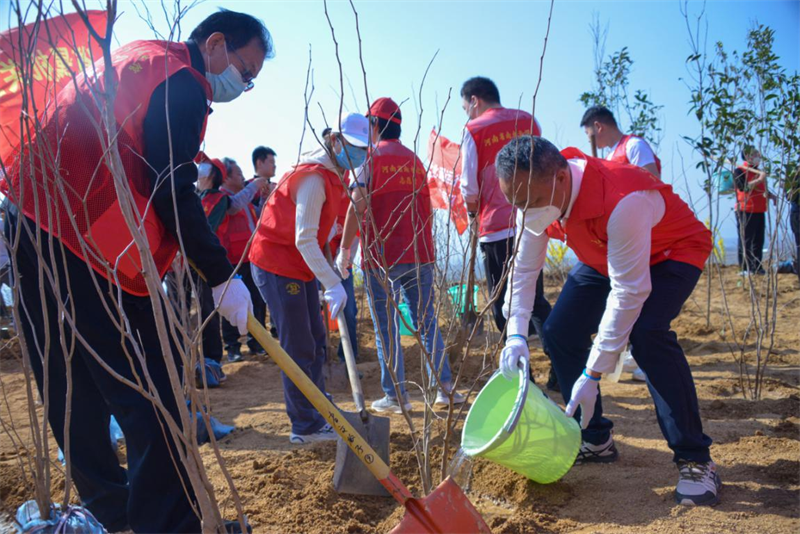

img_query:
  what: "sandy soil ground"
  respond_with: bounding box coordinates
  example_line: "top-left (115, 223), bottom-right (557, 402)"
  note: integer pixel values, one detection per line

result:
top-left (1, 267), bottom-right (798, 533)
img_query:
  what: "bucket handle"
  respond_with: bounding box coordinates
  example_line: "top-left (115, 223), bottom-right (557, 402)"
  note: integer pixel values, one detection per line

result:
top-left (477, 358), bottom-right (530, 457)
top-left (503, 357), bottom-right (530, 436)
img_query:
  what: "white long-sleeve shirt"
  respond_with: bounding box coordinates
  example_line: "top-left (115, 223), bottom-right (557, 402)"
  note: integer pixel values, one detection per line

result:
top-left (505, 159), bottom-right (665, 374)
top-left (293, 149), bottom-right (344, 291)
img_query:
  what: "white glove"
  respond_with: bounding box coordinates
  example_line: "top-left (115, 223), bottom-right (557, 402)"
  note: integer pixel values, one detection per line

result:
top-left (324, 282), bottom-right (347, 319)
top-left (499, 335), bottom-right (529, 381)
top-left (565, 370), bottom-right (600, 429)
top-left (211, 277), bottom-right (252, 336)
top-left (335, 247), bottom-right (351, 280)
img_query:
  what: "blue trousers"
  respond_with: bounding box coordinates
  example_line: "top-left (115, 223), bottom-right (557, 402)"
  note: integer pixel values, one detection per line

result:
top-left (542, 261), bottom-right (713, 463)
top-left (252, 266), bottom-right (328, 435)
top-left (366, 263), bottom-right (451, 397)
top-left (336, 269), bottom-right (359, 362)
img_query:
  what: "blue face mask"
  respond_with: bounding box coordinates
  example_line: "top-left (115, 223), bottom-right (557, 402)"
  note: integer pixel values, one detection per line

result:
top-left (205, 46), bottom-right (246, 103)
top-left (335, 142), bottom-right (367, 170)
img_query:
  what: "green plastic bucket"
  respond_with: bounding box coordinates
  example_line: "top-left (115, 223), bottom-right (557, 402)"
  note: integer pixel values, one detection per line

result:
top-left (461, 363), bottom-right (580, 484)
top-left (398, 303), bottom-right (415, 336)
top-left (447, 284), bottom-right (479, 315)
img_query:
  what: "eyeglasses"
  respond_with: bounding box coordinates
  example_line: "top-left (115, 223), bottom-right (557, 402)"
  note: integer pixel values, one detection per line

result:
top-left (229, 47), bottom-right (255, 92)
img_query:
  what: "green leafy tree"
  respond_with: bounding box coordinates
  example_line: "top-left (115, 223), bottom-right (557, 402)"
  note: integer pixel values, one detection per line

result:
top-left (580, 16), bottom-right (664, 149)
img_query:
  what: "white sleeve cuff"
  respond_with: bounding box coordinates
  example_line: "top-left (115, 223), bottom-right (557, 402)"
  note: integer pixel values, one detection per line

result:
top-left (507, 314), bottom-right (530, 338)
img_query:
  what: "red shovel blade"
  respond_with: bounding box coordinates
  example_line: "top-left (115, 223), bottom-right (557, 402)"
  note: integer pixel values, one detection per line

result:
top-left (390, 477), bottom-right (491, 534)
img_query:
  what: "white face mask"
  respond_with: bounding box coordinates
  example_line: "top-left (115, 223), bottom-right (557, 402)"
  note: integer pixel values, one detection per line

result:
top-left (206, 46), bottom-right (246, 103)
top-left (520, 172), bottom-right (561, 236)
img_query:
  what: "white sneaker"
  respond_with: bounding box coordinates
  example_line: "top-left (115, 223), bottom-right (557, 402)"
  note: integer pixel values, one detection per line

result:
top-left (675, 461), bottom-right (722, 506)
top-left (435, 389), bottom-right (467, 406)
top-left (370, 395), bottom-right (412, 414)
top-left (631, 368), bottom-right (647, 382)
top-left (289, 423), bottom-right (336, 444)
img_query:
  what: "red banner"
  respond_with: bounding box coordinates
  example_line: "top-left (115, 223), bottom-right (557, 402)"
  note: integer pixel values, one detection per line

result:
top-left (427, 129), bottom-right (468, 235)
top-left (0, 10), bottom-right (107, 164)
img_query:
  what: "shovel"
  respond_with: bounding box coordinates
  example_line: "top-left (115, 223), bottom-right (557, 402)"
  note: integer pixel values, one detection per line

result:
top-left (246, 312), bottom-right (491, 533)
top-left (332, 315), bottom-right (390, 496)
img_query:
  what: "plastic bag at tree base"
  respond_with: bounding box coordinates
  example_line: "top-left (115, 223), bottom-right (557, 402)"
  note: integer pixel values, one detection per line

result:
top-left (187, 400), bottom-right (235, 444)
top-left (15, 500), bottom-right (106, 534)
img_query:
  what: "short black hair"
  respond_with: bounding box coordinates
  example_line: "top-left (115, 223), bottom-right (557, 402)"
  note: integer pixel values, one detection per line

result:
top-left (321, 127), bottom-right (332, 139)
top-left (460, 76), bottom-right (500, 105)
top-left (190, 9), bottom-right (274, 57)
top-left (374, 117), bottom-right (401, 141)
top-left (580, 105), bottom-right (617, 128)
top-left (252, 146), bottom-right (276, 170)
top-left (496, 135), bottom-right (567, 183)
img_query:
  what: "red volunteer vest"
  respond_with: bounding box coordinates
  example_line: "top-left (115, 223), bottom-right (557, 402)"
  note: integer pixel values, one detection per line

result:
top-left (546, 148), bottom-right (711, 276)
top-left (201, 190), bottom-right (257, 265)
top-left (3, 40), bottom-right (210, 296)
top-left (735, 163), bottom-right (767, 213)
top-left (249, 163), bottom-right (346, 281)
top-left (466, 108), bottom-right (541, 236)
top-left (360, 139), bottom-right (435, 269)
top-left (609, 134), bottom-right (662, 175)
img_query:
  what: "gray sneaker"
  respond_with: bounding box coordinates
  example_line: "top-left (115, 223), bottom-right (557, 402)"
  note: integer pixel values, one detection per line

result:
top-left (371, 395), bottom-right (412, 414)
top-left (675, 461), bottom-right (721, 506)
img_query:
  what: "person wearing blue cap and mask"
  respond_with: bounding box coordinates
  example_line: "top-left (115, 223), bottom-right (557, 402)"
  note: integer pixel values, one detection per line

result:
top-left (3, 8), bottom-right (271, 533)
top-left (249, 113), bottom-right (370, 444)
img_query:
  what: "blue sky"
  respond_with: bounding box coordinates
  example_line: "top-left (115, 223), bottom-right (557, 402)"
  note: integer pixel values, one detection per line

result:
top-left (3, 0), bottom-right (799, 244)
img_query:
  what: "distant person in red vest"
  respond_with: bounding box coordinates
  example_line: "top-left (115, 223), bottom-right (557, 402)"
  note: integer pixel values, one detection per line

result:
top-left (249, 113), bottom-right (369, 444)
top-left (459, 76), bottom-right (555, 388)
top-left (200, 156), bottom-right (268, 362)
top-left (3, 9), bottom-right (271, 533)
top-left (734, 146), bottom-right (774, 274)
top-left (497, 136), bottom-right (720, 506)
top-left (580, 105), bottom-right (662, 180)
top-left (337, 97), bottom-right (467, 412)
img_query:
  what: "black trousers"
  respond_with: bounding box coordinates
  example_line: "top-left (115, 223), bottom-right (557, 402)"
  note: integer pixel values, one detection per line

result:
top-left (165, 269), bottom-right (223, 363)
top-left (737, 211), bottom-right (766, 271)
top-left (5, 210), bottom-right (200, 533)
top-left (220, 262), bottom-right (266, 353)
top-left (480, 236), bottom-right (552, 338)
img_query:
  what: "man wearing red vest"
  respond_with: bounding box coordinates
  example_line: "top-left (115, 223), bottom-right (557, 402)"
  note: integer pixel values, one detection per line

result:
top-left (580, 105), bottom-right (662, 180)
top-left (734, 147), bottom-right (774, 274)
top-left (497, 136), bottom-right (719, 506)
top-left (201, 157), bottom-right (268, 361)
top-left (581, 105), bottom-right (662, 381)
top-left (460, 76), bottom-right (554, 387)
top-left (337, 98), bottom-right (466, 412)
top-left (249, 113), bottom-right (369, 444)
top-left (3, 10), bottom-right (271, 532)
